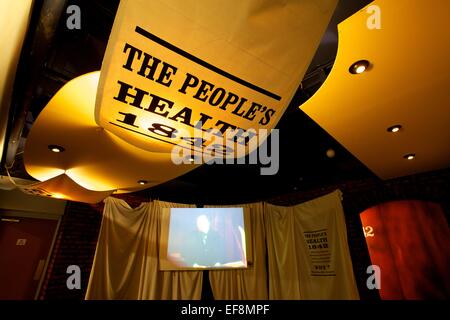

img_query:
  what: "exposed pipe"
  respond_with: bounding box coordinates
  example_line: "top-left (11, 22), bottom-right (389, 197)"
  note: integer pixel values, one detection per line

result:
top-left (3, 0), bottom-right (68, 169)
top-left (0, 0), bottom-right (35, 167)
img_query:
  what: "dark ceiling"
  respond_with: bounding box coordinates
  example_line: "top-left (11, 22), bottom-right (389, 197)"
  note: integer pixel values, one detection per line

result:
top-left (2, 0), bottom-right (377, 204)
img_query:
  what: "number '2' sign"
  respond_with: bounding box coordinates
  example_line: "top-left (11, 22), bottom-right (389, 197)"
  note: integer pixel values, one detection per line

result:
top-left (363, 226), bottom-right (374, 238)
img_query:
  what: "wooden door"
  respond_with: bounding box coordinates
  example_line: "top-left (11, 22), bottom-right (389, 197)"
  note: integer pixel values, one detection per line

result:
top-left (0, 216), bottom-right (58, 299)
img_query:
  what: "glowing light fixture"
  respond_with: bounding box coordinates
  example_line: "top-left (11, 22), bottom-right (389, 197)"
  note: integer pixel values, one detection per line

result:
top-left (138, 180), bottom-right (148, 185)
top-left (349, 60), bottom-right (370, 74)
top-left (48, 145), bottom-right (65, 153)
top-left (387, 125), bottom-right (402, 133)
top-left (326, 148), bottom-right (336, 158)
top-left (403, 153), bottom-right (415, 160)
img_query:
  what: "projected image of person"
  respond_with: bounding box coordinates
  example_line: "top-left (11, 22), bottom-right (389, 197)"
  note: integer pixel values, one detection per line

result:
top-left (182, 214), bottom-right (225, 267)
top-left (165, 207), bottom-right (247, 269)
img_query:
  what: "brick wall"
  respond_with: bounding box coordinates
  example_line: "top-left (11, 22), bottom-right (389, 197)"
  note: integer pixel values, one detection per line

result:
top-left (39, 201), bottom-right (103, 299)
top-left (39, 193), bottom-right (147, 300)
top-left (39, 168), bottom-right (449, 300)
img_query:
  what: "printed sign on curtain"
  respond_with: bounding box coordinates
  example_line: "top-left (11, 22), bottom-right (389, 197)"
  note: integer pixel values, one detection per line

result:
top-left (303, 229), bottom-right (335, 276)
top-left (95, 0), bottom-right (337, 158)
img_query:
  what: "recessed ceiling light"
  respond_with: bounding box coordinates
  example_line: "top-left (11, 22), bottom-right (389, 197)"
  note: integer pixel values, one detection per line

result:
top-left (48, 145), bottom-right (65, 153)
top-left (349, 60), bottom-right (370, 74)
top-left (326, 148), bottom-right (335, 158)
top-left (387, 125), bottom-right (402, 133)
top-left (138, 180), bottom-right (148, 185)
top-left (403, 153), bottom-right (415, 160)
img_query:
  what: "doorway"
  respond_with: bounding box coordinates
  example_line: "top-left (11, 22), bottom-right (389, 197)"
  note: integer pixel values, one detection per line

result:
top-left (0, 214), bottom-right (59, 299)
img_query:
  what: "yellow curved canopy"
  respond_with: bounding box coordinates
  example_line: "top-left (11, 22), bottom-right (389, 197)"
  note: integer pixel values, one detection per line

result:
top-left (24, 72), bottom-right (199, 195)
top-left (301, 0), bottom-right (450, 179)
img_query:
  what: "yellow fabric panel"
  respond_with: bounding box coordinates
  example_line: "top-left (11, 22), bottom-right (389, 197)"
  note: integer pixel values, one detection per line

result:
top-left (85, 197), bottom-right (202, 300)
top-left (86, 191), bottom-right (359, 299)
top-left (301, 0), bottom-right (450, 179)
top-left (18, 173), bottom-right (113, 203)
top-left (24, 72), bottom-right (200, 195)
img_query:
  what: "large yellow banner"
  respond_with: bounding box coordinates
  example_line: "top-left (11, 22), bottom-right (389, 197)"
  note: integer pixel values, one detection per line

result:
top-left (23, 0), bottom-right (338, 201)
top-left (96, 0), bottom-right (337, 158)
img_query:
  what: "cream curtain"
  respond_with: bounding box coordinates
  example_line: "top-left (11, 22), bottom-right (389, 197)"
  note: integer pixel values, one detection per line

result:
top-left (207, 202), bottom-right (268, 300)
top-left (85, 197), bottom-right (202, 299)
top-left (86, 191), bottom-right (359, 300)
top-left (265, 190), bottom-right (359, 299)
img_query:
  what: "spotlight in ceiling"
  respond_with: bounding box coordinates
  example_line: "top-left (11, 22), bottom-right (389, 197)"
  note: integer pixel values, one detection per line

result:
top-left (326, 148), bottom-right (335, 158)
top-left (349, 60), bottom-right (370, 74)
top-left (48, 145), bottom-right (65, 153)
top-left (387, 125), bottom-right (402, 133)
top-left (403, 153), bottom-right (415, 160)
top-left (138, 180), bottom-right (148, 185)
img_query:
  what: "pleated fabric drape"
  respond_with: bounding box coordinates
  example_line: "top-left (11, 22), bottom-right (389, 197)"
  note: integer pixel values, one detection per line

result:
top-left (265, 190), bottom-right (359, 299)
top-left (207, 202), bottom-right (268, 299)
top-left (86, 190), bottom-right (359, 300)
top-left (85, 197), bottom-right (202, 299)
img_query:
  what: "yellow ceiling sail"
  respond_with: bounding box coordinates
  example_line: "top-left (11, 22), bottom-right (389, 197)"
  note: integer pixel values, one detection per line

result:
top-left (24, 72), bottom-right (200, 196)
top-left (301, 0), bottom-right (450, 179)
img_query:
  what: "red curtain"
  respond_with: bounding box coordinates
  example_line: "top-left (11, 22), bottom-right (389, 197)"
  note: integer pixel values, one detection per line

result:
top-left (360, 200), bottom-right (450, 299)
